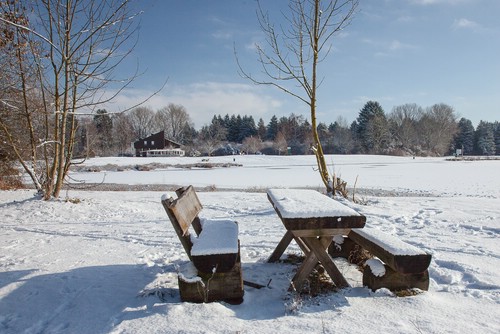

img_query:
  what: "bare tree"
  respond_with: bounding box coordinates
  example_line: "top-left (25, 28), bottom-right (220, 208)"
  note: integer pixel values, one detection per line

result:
top-left (242, 136), bottom-right (263, 154)
top-left (274, 131), bottom-right (288, 155)
top-left (237, 0), bottom-right (358, 196)
top-left (197, 122), bottom-right (227, 156)
top-left (112, 113), bottom-right (135, 155)
top-left (127, 106), bottom-right (156, 140)
top-left (418, 103), bottom-right (457, 156)
top-left (389, 103), bottom-right (423, 152)
top-left (331, 116), bottom-right (354, 154)
top-left (0, 0), bottom-right (141, 199)
top-left (155, 103), bottom-right (193, 143)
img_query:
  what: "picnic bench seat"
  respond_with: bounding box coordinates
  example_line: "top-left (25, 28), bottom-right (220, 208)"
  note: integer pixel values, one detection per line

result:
top-left (330, 227), bottom-right (432, 292)
top-left (161, 186), bottom-right (244, 303)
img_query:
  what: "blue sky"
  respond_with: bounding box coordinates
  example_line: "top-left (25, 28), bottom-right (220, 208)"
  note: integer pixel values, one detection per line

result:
top-left (109, 0), bottom-right (500, 129)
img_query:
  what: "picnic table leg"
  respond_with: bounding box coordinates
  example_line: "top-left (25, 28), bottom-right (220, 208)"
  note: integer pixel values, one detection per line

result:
top-left (267, 230), bottom-right (294, 263)
top-left (303, 237), bottom-right (350, 289)
top-left (293, 236), bottom-right (310, 254)
top-left (290, 247), bottom-right (320, 291)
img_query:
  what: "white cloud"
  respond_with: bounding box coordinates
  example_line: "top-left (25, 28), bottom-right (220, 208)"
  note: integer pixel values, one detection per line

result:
top-left (104, 82), bottom-right (285, 128)
top-left (389, 39), bottom-right (418, 51)
top-left (396, 15), bottom-right (414, 23)
top-left (410, 0), bottom-right (471, 5)
top-left (452, 18), bottom-right (480, 30)
top-left (211, 31), bottom-right (233, 40)
top-left (362, 38), bottom-right (418, 55)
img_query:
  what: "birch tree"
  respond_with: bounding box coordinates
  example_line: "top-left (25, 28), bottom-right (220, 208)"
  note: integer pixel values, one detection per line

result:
top-left (237, 0), bottom-right (358, 196)
top-left (0, 0), bottom-right (140, 199)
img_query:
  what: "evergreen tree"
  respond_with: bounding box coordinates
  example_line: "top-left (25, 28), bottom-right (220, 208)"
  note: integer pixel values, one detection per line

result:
top-left (240, 115), bottom-right (257, 142)
top-left (227, 115), bottom-right (241, 142)
top-left (474, 121), bottom-right (496, 155)
top-left (257, 118), bottom-right (267, 140)
top-left (453, 118), bottom-right (475, 155)
top-left (266, 115), bottom-right (279, 141)
top-left (223, 114), bottom-right (231, 130)
top-left (355, 101), bottom-right (390, 153)
top-left (494, 122), bottom-right (500, 155)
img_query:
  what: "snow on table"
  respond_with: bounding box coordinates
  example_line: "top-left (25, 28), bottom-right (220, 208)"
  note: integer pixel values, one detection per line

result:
top-left (190, 218), bottom-right (238, 256)
top-left (267, 188), bottom-right (362, 219)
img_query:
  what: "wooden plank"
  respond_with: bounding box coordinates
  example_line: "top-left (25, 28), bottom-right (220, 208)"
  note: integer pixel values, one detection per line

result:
top-left (170, 186), bottom-right (203, 236)
top-left (281, 216), bottom-right (365, 230)
top-left (293, 236), bottom-right (310, 254)
top-left (161, 197), bottom-right (193, 259)
top-left (363, 263), bottom-right (430, 292)
top-left (291, 228), bottom-right (351, 238)
top-left (267, 230), bottom-right (294, 262)
top-left (302, 237), bottom-right (349, 289)
top-left (349, 229), bottom-right (432, 274)
top-left (192, 253), bottom-right (238, 274)
top-left (178, 261), bottom-right (244, 304)
top-left (291, 247), bottom-right (320, 292)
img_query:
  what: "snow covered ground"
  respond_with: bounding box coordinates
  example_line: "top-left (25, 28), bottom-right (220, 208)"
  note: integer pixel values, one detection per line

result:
top-left (1, 155), bottom-right (499, 333)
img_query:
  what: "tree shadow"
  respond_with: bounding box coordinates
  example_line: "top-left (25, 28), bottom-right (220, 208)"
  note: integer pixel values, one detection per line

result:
top-left (0, 269), bottom-right (37, 290)
top-left (0, 264), bottom-right (162, 334)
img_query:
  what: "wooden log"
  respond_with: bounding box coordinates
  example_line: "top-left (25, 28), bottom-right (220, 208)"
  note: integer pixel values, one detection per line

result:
top-left (363, 261), bottom-right (430, 292)
top-left (191, 253), bottom-right (238, 273)
top-left (279, 216), bottom-right (366, 231)
top-left (349, 229), bottom-right (431, 274)
top-left (178, 262), bottom-right (244, 304)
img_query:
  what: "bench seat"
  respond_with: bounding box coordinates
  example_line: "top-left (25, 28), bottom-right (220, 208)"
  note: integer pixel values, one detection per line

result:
top-left (330, 226), bottom-right (432, 292)
top-left (349, 227), bottom-right (432, 274)
top-left (191, 219), bottom-right (239, 273)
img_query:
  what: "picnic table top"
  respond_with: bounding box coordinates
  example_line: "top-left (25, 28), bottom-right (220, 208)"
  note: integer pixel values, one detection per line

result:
top-left (267, 188), bottom-right (366, 230)
top-left (267, 188), bottom-right (363, 218)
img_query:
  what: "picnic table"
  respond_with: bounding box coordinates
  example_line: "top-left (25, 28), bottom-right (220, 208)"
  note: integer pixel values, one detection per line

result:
top-left (267, 188), bottom-right (366, 290)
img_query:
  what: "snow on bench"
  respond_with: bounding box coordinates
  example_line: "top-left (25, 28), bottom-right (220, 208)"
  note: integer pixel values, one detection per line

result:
top-left (190, 218), bottom-right (239, 257)
top-left (349, 227), bottom-right (432, 274)
top-left (344, 227), bottom-right (432, 292)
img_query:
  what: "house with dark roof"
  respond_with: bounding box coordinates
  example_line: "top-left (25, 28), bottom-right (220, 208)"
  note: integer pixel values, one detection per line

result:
top-left (133, 131), bottom-right (184, 157)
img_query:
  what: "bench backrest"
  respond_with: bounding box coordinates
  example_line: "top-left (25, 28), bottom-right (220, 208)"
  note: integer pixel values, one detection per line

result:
top-left (161, 186), bottom-right (203, 259)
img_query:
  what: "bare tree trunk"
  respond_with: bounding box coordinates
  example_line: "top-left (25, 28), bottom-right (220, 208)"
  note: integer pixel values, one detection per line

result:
top-left (236, 0), bottom-right (358, 197)
top-left (1, 0), bottom-right (144, 199)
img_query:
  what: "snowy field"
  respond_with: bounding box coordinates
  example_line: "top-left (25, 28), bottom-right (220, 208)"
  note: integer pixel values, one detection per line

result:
top-left (1, 155), bottom-right (499, 333)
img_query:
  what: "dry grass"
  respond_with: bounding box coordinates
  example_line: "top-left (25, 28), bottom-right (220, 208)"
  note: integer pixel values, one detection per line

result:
top-left (347, 245), bottom-right (373, 271)
top-left (394, 288), bottom-right (424, 297)
top-left (0, 169), bottom-right (24, 190)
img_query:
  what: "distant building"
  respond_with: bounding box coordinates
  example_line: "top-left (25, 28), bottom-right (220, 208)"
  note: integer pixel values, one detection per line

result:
top-left (133, 131), bottom-right (185, 157)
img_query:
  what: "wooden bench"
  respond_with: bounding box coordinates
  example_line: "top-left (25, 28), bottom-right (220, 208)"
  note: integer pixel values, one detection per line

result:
top-left (161, 186), bottom-right (244, 303)
top-left (330, 227), bottom-right (432, 292)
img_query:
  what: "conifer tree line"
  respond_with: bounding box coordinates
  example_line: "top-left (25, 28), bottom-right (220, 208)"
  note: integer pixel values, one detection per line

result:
top-left (67, 101), bottom-right (499, 158)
